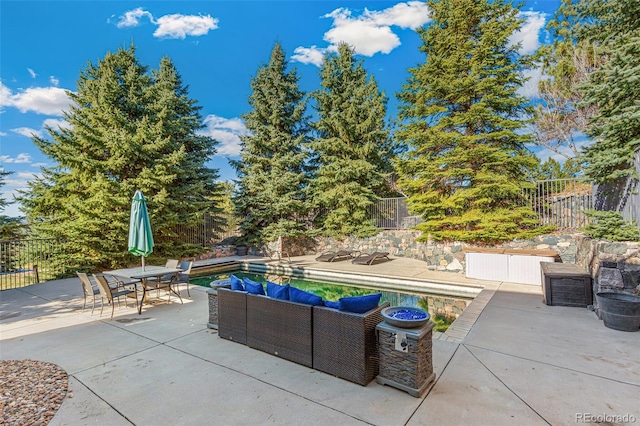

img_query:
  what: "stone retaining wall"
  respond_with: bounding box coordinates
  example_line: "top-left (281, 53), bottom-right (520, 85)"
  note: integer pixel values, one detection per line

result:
top-left (591, 241), bottom-right (640, 296)
top-left (193, 245), bottom-right (235, 260)
top-left (290, 231), bottom-right (590, 274)
top-left (199, 232), bottom-right (639, 296)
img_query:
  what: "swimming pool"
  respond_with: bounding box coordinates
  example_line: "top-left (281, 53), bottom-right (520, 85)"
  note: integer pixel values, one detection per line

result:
top-left (191, 270), bottom-right (471, 331)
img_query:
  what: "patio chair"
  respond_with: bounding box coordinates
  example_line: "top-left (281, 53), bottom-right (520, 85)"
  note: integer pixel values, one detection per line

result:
top-left (77, 272), bottom-right (100, 314)
top-left (77, 272), bottom-right (123, 314)
top-left (174, 259), bottom-right (193, 297)
top-left (147, 259), bottom-right (179, 297)
top-left (351, 252), bottom-right (391, 265)
top-left (142, 260), bottom-right (184, 305)
top-left (315, 250), bottom-right (356, 262)
top-left (93, 274), bottom-right (138, 319)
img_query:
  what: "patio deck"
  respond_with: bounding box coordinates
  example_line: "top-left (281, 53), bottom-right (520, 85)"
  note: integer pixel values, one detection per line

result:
top-left (1, 255), bottom-right (638, 425)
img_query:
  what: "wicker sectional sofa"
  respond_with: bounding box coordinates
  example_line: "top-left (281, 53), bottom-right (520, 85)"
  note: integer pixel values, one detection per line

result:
top-left (217, 287), bottom-right (389, 385)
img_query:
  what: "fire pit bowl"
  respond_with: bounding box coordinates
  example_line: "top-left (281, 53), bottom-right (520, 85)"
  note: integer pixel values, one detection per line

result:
top-left (382, 306), bottom-right (430, 328)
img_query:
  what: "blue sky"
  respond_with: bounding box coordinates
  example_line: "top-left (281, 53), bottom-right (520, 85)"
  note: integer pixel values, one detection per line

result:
top-left (1, 0), bottom-right (561, 217)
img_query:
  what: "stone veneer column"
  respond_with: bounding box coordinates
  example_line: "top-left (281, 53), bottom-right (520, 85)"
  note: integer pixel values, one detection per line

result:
top-left (207, 281), bottom-right (231, 329)
top-left (376, 321), bottom-right (436, 398)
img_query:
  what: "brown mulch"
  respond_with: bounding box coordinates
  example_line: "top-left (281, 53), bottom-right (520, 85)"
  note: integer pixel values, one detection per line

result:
top-left (0, 359), bottom-right (70, 426)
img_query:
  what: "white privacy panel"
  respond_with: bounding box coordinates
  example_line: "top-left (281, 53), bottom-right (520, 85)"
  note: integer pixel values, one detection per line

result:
top-left (465, 253), bottom-right (509, 282)
top-left (508, 255), bottom-right (556, 286)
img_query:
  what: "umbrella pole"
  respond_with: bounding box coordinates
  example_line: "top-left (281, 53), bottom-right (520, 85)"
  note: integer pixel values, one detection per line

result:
top-left (142, 256), bottom-right (146, 271)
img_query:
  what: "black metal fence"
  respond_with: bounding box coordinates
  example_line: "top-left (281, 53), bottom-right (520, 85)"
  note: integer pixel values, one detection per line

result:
top-left (172, 213), bottom-right (240, 248)
top-left (0, 238), bottom-right (66, 290)
top-left (523, 178), bottom-right (594, 230)
top-left (369, 197), bottom-right (422, 229)
top-left (592, 150), bottom-right (640, 232)
top-left (4, 173), bottom-right (637, 289)
top-left (369, 179), bottom-right (597, 231)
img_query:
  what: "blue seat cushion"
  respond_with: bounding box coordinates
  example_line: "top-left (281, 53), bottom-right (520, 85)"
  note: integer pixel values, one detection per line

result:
top-left (266, 281), bottom-right (289, 300)
top-left (289, 286), bottom-right (323, 306)
top-left (230, 274), bottom-right (244, 291)
top-left (324, 300), bottom-right (340, 309)
top-left (243, 277), bottom-right (265, 295)
top-left (338, 293), bottom-right (382, 314)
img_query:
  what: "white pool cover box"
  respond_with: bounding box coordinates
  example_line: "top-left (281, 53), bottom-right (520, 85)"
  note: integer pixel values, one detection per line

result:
top-left (465, 248), bottom-right (559, 285)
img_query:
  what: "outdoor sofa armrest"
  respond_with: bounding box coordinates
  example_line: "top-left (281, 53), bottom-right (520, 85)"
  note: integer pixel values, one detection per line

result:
top-left (312, 301), bottom-right (390, 385)
top-left (217, 288), bottom-right (248, 344)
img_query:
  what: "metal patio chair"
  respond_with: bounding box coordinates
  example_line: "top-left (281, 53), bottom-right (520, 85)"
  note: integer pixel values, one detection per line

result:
top-left (93, 274), bottom-right (138, 319)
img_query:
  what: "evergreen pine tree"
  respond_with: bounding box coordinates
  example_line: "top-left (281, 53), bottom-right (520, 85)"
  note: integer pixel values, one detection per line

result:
top-left (231, 43), bottom-right (310, 244)
top-left (0, 170), bottom-right (24, 240)
top-left (577, 0), bottom-right (640, 183)
top-left (149, 57), bottom-right (223, 247)
top-left (17, 45), bottom-right (221, 271)
top-left (310, 42), bottom-right (396, 239)
top-left (395, 0), bottom-right (548, 243)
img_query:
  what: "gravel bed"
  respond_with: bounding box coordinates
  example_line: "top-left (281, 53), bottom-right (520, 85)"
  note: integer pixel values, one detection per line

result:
top-left (0, 359), bottom-right (69, 425)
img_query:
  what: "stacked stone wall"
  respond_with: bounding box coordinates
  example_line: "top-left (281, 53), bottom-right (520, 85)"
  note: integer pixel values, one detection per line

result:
top-left (200, 233), bottom-right (639, 295)
top-left (591, 241), bottom-right (640, 296)
top-left (294, 231), bottom-right (590, 274)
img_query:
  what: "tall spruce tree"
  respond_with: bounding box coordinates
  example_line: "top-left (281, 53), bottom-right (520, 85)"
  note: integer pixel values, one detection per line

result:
top-left (310, 43), bottom-right (396, 239)
top-left (577, 0), bottom-right (640, 184)
top-left (395, 0), bottom-right (548, 243)
top-left (231, 43), bottom-right (310, 244)
top-left (17, 45), bottom-right (221, 271)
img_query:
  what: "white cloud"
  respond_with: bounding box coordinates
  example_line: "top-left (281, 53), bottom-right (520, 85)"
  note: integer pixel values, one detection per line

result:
top-left (323, 9), bottom-right (401, 56)
top-left (116, 7), bottom-right (154, 28)
top-left (0, 153), bottom-right (32, 164)
top-left (0, 81), bottom-right (72, 116)
top-left (200, 115), bottom-right (249, 156)
top-left (16, 171), bottom-right (41, 180)
top-left (519, 67), bottom-right (543, 98)
top-left (2, 171), bottom-right (41, 217)
top-left (27, 68), bottom-right (36, 78)
top-left (291, 46), bottom-right (327, 66)
top-left (0, 132), bottom-right (7, 137)
top-left (116, 8), bottom-right (218, 39)
top-left (293, 1), bottom-right (430, 66)
top-left (31, 163), bottom-right (48, 168)
top-left (0, 189), bottom-right (20, 217)
top-left (154, 14), bottom-right (218, 39)
top-left (0, 83), bottom-right (12, 108)
top-left (510, 11), bottom-right (547, 99)
top-left (43, 118), bottom-right (72, 131)
top-left (6, 119), bottom-right (70, 142)
top-left (11, 127), bottom-right (42, 138)
top-left (365, 1), bottom-right (431, 29)
top-left (49, 76), bottom-right (59, 86)
top-left (511, 11), bottom-right (546, 55)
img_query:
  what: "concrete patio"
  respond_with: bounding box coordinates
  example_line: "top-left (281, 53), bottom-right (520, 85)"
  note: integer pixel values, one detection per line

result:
top-left (1, 256), bottom-right (638, 425)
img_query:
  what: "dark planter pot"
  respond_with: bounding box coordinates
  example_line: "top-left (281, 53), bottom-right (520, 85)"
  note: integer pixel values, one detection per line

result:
top-left (596, 292), bottom-right (640, 332)
top-left (235, 245), bottom-right (248, 256)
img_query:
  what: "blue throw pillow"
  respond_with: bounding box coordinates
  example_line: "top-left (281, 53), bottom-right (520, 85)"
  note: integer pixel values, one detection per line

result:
top-left (289, 286), bottom-right (323, 306)
top-left (266, 281), bottom-right (289, 300)
top-left (230, 274), bottom-right (244, 291)
top-left (243, 277), bottom-right (265, 295)
top-left (324, 300), bottom-right (340, 309)
top-left (339, 293), bottom-right (382, 314)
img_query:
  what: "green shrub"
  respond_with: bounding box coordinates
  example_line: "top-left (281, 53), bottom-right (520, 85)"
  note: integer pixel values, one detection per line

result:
top-left (431, 312), bottom-right (457, 332)
top-left (583, 210), bottom-right (640, 242)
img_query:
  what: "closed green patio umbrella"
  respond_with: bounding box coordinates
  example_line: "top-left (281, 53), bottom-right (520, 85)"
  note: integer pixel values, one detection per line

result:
top-left (128, 190), bottom-right (154, 270)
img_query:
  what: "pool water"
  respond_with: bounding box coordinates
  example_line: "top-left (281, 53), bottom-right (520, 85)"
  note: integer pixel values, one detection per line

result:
top-left (191, 271), bottom-right (471, 331)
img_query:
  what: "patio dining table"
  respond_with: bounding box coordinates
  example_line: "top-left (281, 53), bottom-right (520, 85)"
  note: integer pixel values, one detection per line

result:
top-left (103, 265), bottom-right (182, 314)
